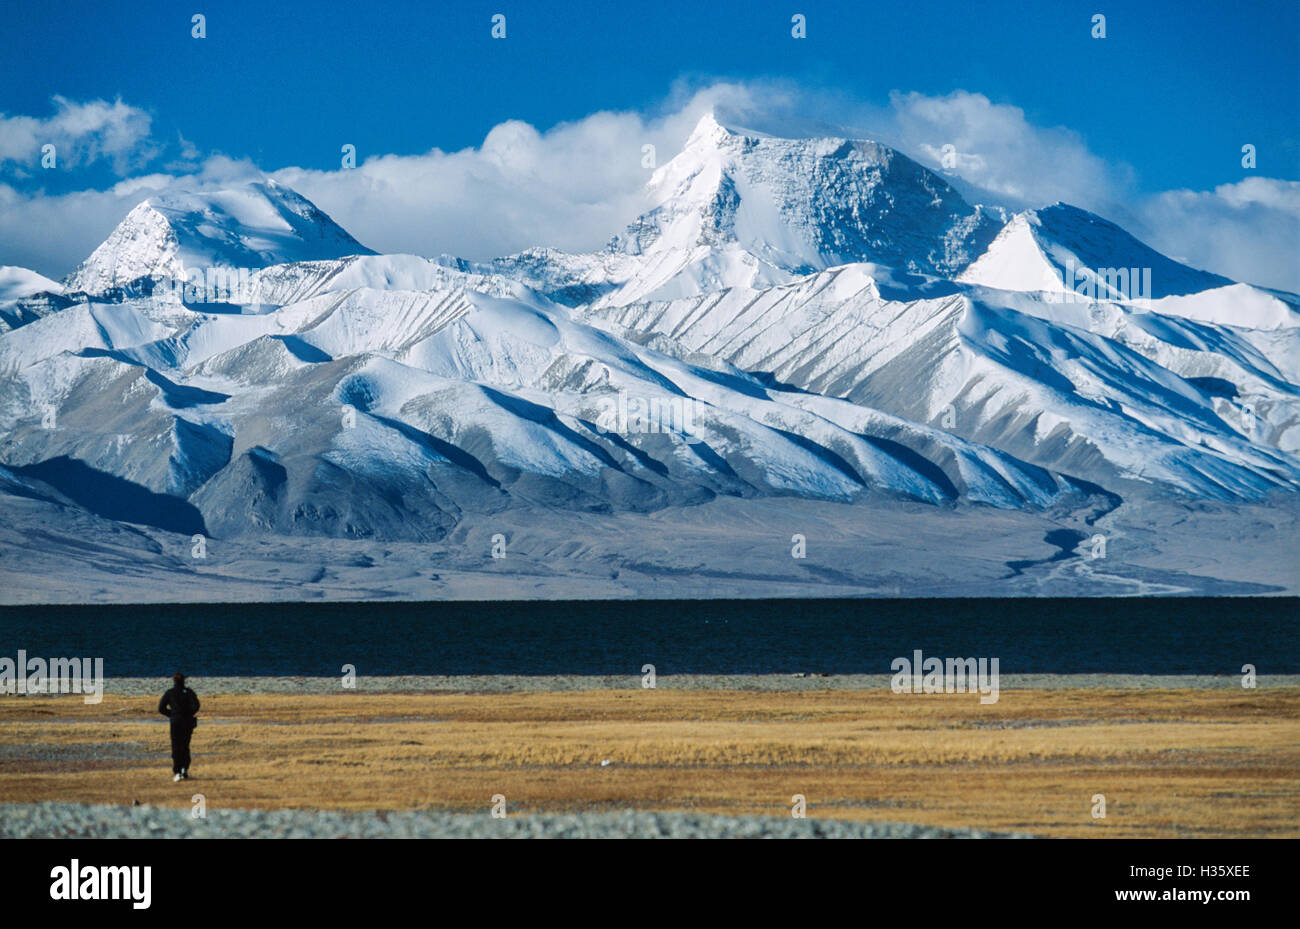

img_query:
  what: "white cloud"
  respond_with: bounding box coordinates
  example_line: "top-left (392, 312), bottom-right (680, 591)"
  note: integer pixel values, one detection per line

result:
top-left (273, 113), bottom-right (653, 259)
top-left (1137, 178), bottom-right (1300, 292)
top-left (0, 97), bottom-right (157, 175)
top-left (882, 90), bottom-right (1135, 212)
top-left (268, 87), bottom-right (741, 260)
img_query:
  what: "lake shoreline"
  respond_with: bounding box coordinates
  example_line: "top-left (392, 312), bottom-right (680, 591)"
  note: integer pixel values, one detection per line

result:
top-left (17, 673), bottom-right (1299, 696)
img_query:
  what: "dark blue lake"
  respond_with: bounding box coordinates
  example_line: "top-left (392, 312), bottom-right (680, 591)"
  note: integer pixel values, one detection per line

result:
top-left (0, 598), bottom-right (1294, 677)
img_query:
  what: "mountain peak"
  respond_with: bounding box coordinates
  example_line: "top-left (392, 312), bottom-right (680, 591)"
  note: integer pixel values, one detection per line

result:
top-left (685, 110), bottom-right (731, 147)
top-left (960, 202), bottom-right (1234, 299)
top-left (612, 111), bottom-right (999, 298)
top-left (690, 108), bottom-right (881, 145)
top-left (66, 179), bottom-right (373, 294)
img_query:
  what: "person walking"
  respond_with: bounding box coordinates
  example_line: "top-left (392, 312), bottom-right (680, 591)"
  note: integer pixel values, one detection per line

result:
top-left (158, 673), bottom-right (200, 781)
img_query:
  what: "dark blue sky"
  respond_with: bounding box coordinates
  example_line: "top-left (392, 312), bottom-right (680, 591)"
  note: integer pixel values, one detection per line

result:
top-left (2, 0), bottom-right (1297, 195)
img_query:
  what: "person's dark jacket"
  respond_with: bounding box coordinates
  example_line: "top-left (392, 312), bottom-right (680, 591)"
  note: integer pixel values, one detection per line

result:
top-left (159, 686), bottom-right (200, 728)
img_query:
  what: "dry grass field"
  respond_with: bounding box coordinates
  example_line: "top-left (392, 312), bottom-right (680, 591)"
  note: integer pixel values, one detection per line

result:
top-left (2, 688), bottom-right (1298, 837)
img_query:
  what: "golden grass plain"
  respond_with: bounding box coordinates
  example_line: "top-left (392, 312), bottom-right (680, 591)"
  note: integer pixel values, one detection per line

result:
top-left (2, 688), bottom-right (1297, 837)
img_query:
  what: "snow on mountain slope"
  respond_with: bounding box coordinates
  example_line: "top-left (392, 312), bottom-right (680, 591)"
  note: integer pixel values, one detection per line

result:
top-left (245, 253), bottom-right (540, 308)
top-left (589, 265), bottom-right (1300, 500)
top-left (64, 180), bottom-right (374, 295)
top-left (962, 284), bottom-right (1300, 453)
top-left (0, 267), bottom-right (67, 333)
top-left (1146, 284), bottom-right (1300, 331)
top-left (0, 299), bottom-right (173, 371)
top-left (959, 204), bottom-right (1232, 300)
top-left (1, 257), bottom-right (1117, 540)
top-left (0, 266), bottom-right (63, 302)
top-left (383, 294), bottom-right (1059, 506)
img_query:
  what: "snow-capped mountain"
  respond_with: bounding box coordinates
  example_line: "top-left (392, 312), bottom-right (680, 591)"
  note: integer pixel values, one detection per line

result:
top-left (958, 204), bottom-right (1233, 300)
top-left (0, 266), bottom-right (67, 332)
top-left (64, 179), bottom-right (373, 294)
top-left (480, 113), bottom-right (1003, 307)
top-left (1, 112), bottom-right (1297, 569)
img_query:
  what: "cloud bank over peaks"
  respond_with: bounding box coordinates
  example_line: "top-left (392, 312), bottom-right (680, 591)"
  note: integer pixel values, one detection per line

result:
top-left (0, 83), bottom-right (1296, 292)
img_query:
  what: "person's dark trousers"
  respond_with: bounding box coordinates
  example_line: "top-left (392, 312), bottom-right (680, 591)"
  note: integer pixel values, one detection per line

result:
top-left (170, 718), bottom-right (193, 774)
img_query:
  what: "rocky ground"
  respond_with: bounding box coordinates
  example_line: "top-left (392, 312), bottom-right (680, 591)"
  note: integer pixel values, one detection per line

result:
top-left (0, 802), bottom-right (1035, 839)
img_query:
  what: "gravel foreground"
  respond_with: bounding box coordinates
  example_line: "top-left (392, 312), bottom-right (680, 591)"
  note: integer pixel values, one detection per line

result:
top-left (0, 803), bottom-right (1035, 839)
